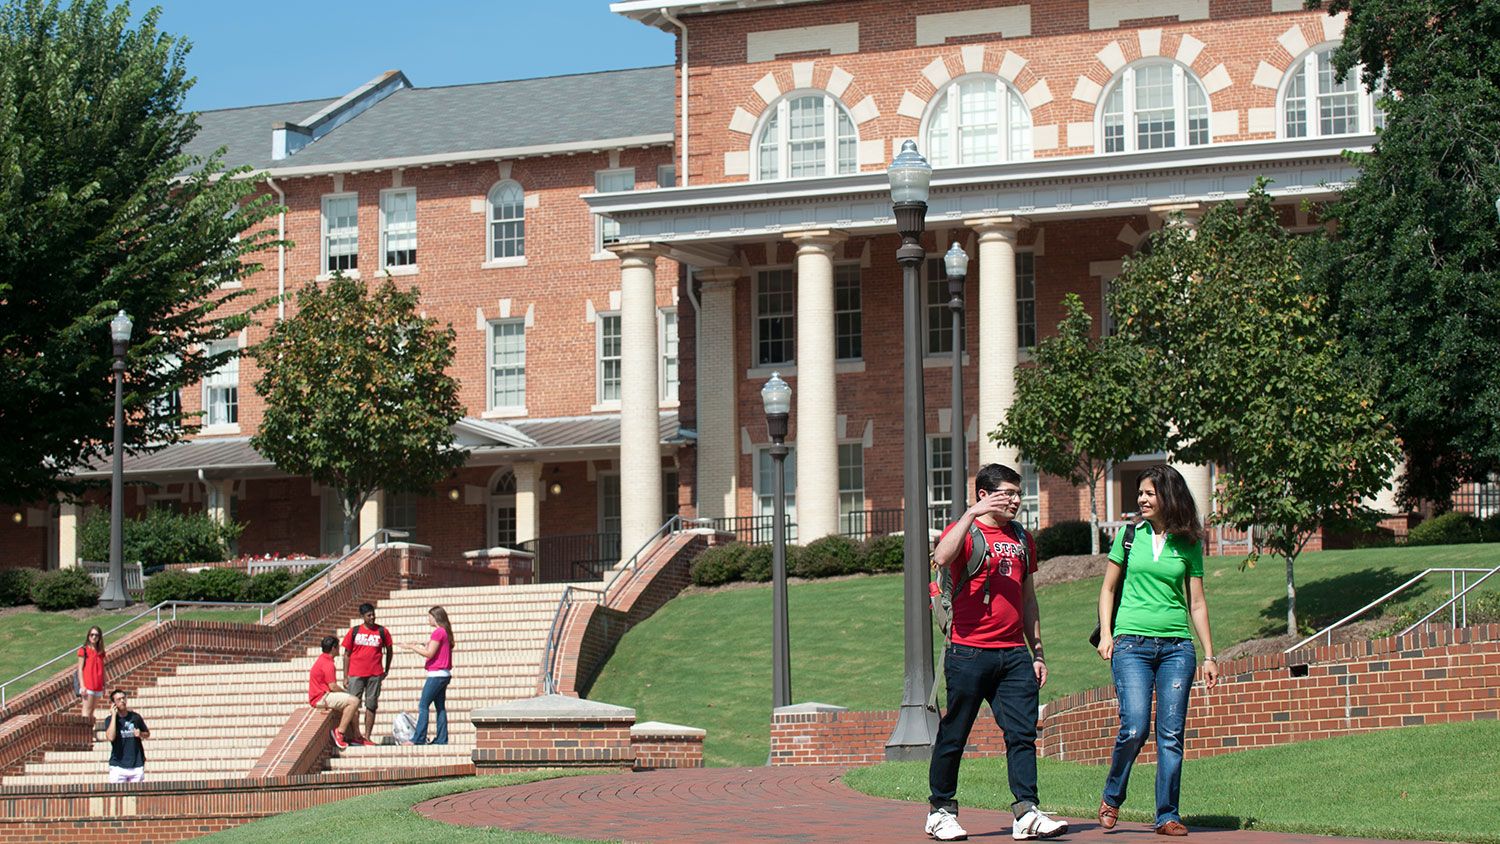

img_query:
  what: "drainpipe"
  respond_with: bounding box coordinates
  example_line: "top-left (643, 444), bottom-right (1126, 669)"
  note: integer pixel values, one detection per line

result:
top-left (660, 8), bottom-right (688, 187)
top-left (265, 176), bottom-right (287, 320)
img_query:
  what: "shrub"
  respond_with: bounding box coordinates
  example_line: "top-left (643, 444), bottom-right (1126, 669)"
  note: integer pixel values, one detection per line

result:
top-left (1484, 513), bottom-right (1500, 543)
top-left (30, 567), bottom-right (100, 611)
top-left (690, 543), bottom-right (749, 587)
top-left (143, 570), bottom-right (198, 605)
top-left (1406, 512), bottom-right (1488, 547)
top-left (740, 544), bottom-right (774, 582)
top-left (79, 508), bottom-right (243, 567)
top-left (862, 533), bottom-right (906, 573)
top-left (194, 567), bottom-right (250, 602)
top-left (794, 535), bottom-right (862, 578)
top-left (1035, 520), bottom-right (1097, 560)
top-left (0, 567), bottom-right (39, 606)
top-left (243, 569), bottom-right (296, 603)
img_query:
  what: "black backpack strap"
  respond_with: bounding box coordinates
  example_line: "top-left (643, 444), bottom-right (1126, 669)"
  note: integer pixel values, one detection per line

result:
top-left (1011, 520), bottom-right (1031, 577)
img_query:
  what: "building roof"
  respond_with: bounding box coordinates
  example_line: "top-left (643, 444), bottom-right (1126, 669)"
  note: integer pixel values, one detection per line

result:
top-left (182, 65), bottom-right (676, 175)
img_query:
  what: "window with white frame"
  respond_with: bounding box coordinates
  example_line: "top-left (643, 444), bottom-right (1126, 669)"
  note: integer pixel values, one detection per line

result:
top-left (925, 76), bottom-right (1033, 167)
top-left (1019, 461), bottom-right (1041, 530)
top-left (660, 308), bottom-right (679, 402)
top-left (838, 442), bottom-right (865, 535)
top-left (488, 319), bottom-right (525, 410)
top-left (202, 339), bottom-right (239, 427)
top-left (595, 168), bottom-right (635, 250)
top-left (1100, 61), bottom-right (1210, 153)
top-left (150, 354), bottom-right (182, 430)
top-left (835, 264), bottom-right (862, 361)
top-left (379, 188), bottom-right (416, 269)
top-left (488, 181), bottom-right (525, 260)
top-left (927, 436), bottom-right (953, 530)
top-left (597, 313), bottom-right (621, 403)
top-left (321, 194), bottom-right (358, 274)
top-left (754, 93), bottom-right (858, 181)
top-left (1018, 251), bottom-right (1037, 349)
top-left (386, 491), bottom-right (418, 541)
top-left (756, 269), bottom-right (795, 366)
top-left (656, 164), bottom-right (676, 188)
top-left (1281, 45), bottom-right (1386, 138)
top-left (924, 257), bottom-right (967, 356)
top-left (755, 446), bottom-right (797, 541)
top-left (599, 472), bottom-right (621, 537)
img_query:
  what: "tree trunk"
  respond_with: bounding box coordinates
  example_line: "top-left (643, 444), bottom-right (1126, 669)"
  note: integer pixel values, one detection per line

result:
top-left (1088, 477), bottom-right (1100, 555)
top-left (1285, 553), bottom-right (1298, 635)
top-left (341, 492), bottom-right (358, 555)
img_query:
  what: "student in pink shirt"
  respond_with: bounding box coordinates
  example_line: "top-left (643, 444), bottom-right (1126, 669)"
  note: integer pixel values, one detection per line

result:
top-left (400, 606), bottom-right (453, 745)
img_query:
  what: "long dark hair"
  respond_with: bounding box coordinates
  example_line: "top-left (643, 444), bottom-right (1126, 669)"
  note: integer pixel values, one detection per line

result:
top-left (1139, 465), bottom-right (1202, 543)
top-left (83, 626), bottom-right (105, 657)
top-left (429, 606), bottom-right (454, 648)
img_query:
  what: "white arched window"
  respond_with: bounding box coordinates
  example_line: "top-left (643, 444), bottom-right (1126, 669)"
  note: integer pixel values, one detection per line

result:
top-left (1099, 61), bottom-right (1211, 153)
top-left (1280, 45), bottom-right (1386, 139)
top-left (924, 76), bottom-right (1032, 167)
top-left (754, 93), bottom-right (858, 181)
top-left (487, 181), bottom-right (525, 260)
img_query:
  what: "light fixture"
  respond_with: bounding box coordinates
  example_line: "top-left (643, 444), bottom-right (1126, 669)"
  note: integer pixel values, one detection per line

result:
top-left (448, 488), bottom-right (461, 502)
top-left (549, 482), bottom-right (563, 496)
top-left (110, 310), bottom-right (134, 344)
top-left (943, 241), bottom-right (969, 280)
top-left (887, 139), bottom-right (933, 205)
top-left (10, 512), bottom-right (22, 525)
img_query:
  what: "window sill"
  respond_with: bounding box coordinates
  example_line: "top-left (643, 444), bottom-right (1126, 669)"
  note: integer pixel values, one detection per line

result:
top-left (218, 281), bottom-right (244, 290)
top-left (199, 424), bottom-right (241, 436)
top-left (835, 360), bottom-right (865, 374)
top-left (745, 364), bottom-right (795, 379)
top-left (381, 264), bottom-right (420, 276)
top-left (592, 251), bottom-right (616, 262)
top-left (591, 401), bottom-right (621, 413)
top-left (482, 407), bottom-right (527, 419)
top-left (1018, 347), bottom-right (1035, 364)
top-left (922, 353), bottom-right (972, 369)
top-left (481, 257), bottom-right (528, 270)
top-left (316, 270), bottom-right (360, 282)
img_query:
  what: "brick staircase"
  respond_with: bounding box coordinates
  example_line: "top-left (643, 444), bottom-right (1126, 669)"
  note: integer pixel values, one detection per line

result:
top-left (3, 580), bottom-right (577, 785)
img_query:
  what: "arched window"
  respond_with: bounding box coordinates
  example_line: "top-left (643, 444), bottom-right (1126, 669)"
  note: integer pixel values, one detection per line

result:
top-left (487, 181), bottom-right (525, 260)
top-left (1099, 61), bottom-right (1211, 153)
top-left (924, 76), bottom-right (1032, 167)
top-left (1280, 45), bottom-right (1386, 139)
top-left (754, 93), bottom-right (858, 181)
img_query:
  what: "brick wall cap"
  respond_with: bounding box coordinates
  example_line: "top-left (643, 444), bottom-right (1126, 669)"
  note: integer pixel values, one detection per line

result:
top-left (463, 547), bottom-right (537, 560)
top-left (631, 720), bottom-right (707, 738)
top-left (774, 702), bottom-right (848, 716)
top-left (472, 693), bottom-right (635, 721)
top-left (383, 541), bottom-right (434, 552)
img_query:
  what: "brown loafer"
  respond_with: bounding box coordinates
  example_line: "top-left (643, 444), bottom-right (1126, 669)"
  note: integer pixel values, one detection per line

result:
top-left (1098, 800), bottom-right (1119, 830)
top-left (1156, 820), bottom-right (1189, 836)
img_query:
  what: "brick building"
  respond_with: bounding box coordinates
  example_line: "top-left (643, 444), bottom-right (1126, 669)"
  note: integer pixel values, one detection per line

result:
top-left (3, 0), bottom-right (1426, 572)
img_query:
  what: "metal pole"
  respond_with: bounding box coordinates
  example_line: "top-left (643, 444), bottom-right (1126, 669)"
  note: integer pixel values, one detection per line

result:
top-left (948, 270), bottom-right (966, 522)
top-left (101, 344), bottom-right (131, 609)
top-left (771, 438), bottom-right (791, 709)
top-left (886, 200), bottom-right (938, 759)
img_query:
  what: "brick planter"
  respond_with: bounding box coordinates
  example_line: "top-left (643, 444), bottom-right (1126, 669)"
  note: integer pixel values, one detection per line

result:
top-left (631, 721), bottom-right (705, 769)
top-left (472, 694), bottom-right (636, 771)
top-left (460, 546), bottom-right (535, 585)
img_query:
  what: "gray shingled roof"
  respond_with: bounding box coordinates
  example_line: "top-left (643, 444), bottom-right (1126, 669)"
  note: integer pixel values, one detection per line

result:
top-left (182, 66), bottom-right (675, 174)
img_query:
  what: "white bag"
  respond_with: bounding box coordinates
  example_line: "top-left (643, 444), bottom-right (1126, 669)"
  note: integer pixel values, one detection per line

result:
top-left (391, 711), bottom-right (416, 743)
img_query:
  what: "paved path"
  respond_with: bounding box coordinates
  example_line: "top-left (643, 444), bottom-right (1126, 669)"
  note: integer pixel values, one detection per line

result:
top-left (415, 766), bottom-right (1442, 844)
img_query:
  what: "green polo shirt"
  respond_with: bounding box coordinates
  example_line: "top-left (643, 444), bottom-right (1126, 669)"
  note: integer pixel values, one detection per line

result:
top-left (1108, 521), bottom-right (1203, 639)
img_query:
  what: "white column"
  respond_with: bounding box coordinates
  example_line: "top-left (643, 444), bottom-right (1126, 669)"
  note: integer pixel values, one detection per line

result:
top-left (206, 479), bottom-right (234, 525)
top-left (1153, 204), bottom-right (1214, 523)
top-left (513, 461), bottom-right (542, 543)
top-left (695, 268), bottom-right (741, 519)
top-left (56, 502), bottom-right (81, 568)
top-left (614, 245), bottom-right (664, 555)
top-left (359, 491), bottom-right (384, 542)
top-left (969, 217), bottom-right (1028, 469)
top-left (786, 229), bottom-right (846, 541)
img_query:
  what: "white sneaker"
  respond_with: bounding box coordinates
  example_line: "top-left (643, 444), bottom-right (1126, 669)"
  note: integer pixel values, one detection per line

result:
top-left (925, 808), bottom-right (969, 841)
top-left (1013, 807), bottom-right (1068, 840)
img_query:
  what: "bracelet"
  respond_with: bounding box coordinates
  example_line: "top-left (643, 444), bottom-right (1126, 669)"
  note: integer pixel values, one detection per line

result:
top-left (1202, 656), bottom-right (1217, 663)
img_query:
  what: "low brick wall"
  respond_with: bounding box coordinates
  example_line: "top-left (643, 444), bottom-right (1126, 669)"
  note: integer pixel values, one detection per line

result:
top-left (0, 714), bottom-right (94, 778)
top-left (631, 721), bottom-right (705, 770)
top-left (771, 704), bottom-right (1008, 766)
top-left (249, 707), bottom-right (340, 778)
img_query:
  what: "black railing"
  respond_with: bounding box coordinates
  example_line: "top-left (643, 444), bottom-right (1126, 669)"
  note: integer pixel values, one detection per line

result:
top-left (518, 532), bottom-right (622, 583)
top-left (704, 515), bottom-right (794, 545)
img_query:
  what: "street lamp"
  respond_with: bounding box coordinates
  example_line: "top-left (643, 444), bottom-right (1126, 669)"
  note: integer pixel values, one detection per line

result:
top-left (944, 242), bottom-right (970, 523)
top-left (761, 372), bottom-right (793, 710)
top-left (101, 309), bottom-right (134, 609)
top-left (886, 140), bottom-right (937, 760)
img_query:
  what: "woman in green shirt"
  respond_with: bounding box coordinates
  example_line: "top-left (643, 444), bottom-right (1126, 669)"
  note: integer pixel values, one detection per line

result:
top-left (1095, 465), bottom-right (1218, 837)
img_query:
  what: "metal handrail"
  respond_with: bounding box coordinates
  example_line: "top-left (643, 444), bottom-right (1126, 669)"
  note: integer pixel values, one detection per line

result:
top-left (1284, 566), bottom-right (1498, 654)
top-left (1399, 565), bottom-right (1500, 637)
top-left (600, 515), bottom-right (689, 603)
top-left (0, 528), bottom-right (406, 710)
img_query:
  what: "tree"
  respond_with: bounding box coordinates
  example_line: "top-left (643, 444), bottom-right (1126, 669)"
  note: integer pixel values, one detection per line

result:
top-left (1112, 182), bottom-right (1398, 634)
top-left (1299, 0), bottom-right (1500, 508)
top-left (992, 294), bottom-right (1163, 553)
top-left (0, 0), bottom-right (280, 504)
top-left (251, 275), bottom-right (466, 551)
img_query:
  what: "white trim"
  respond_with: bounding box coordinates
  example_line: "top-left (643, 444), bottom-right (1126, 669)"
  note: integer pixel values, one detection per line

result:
top-left (378, 186), bottom-right (418, 273)
top-left (1096, 59), bottom-right (1213, 154)
top-left (920, 74), bottom-right (1035, 168)
top-left (751, 266), bottom-right (796, 368)
top-left (251, 133), bottom-right (675, 178)
top-left (486, 318), bottom-right (527, 414)
top-left (320, 192), bottom-right (359, 276)
top-left (482, 257), bottom-right (528, 269)
top-left (1275, 42), bottom-right (1383, 141)
top-left (487, 180), bottom-right (526, 262)
top-left (751, 91), bottom-right (859, 182)
top-left (596, 310), bottom-right (623, 405)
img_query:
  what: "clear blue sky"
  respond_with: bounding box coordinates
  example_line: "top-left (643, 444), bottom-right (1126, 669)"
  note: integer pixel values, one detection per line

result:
top-left (138, 1), bottom-right (675, 112)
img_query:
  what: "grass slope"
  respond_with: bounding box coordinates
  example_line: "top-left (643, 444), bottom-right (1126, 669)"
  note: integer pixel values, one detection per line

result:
top-left (844, 720), bottom-right (1500, 843)
top-left (589, 543), bottom-right (1500, 767)
top-left (200, 772), bottom-right (605, 843)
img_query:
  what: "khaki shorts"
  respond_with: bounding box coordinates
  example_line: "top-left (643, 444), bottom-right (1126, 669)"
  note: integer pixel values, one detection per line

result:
top-left (317, 691), bottom-right (359, 711)
top-left (346, 675), bottom-right (383, 711)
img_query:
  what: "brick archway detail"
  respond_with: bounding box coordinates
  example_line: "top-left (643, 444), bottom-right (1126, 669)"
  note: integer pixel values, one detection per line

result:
top-left (722, 61), bottom-right (881, 177)
top-left (891, 46), bottom-right (1055, 146)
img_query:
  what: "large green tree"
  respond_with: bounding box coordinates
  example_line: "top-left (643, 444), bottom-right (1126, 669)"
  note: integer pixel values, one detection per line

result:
top-left (1301, 0), bottom-right (1500, 508)
top-left (0, 0), bottom-right (279, 504)
top-left (992, 293), bottom-right (1163, 553)
top-left (251, 275), bottom-right (466, 551)
top-left (1112, 183), bottom-right (1398, 634)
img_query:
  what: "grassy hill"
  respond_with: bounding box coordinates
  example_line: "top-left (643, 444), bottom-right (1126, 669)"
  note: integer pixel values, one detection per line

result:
top-left (589, 543), bottom-right (1500, 767)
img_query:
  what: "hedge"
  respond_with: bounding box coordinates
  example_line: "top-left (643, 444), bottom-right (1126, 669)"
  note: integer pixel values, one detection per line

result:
top-left (689, 534), bottom-right (906, 587)
top-left (142, 564), bottom-right (330, 605)
top-left (79, 508), bottom-right (243, 568)
top-left (1406, 512), bottom-right (1496, 547)
top-left (0, 567), bottom-right (40, 606)
top-left (31, 567), bottom-right (100, 611)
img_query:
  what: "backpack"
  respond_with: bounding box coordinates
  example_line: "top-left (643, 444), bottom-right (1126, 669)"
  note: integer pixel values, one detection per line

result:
top-left (1088, 523), bottom-right (1137, 648)
top-left (926, 520), bottom-right (1031, 712)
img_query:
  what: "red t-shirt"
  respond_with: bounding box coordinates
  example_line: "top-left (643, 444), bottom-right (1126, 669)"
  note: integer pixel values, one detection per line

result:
top-left (308, 652), bottom-right (336, 706)
top-left (938, 519), bottom-right (1038, 648)
top-left (76, 646), bottom-right (105, 692)
top-left (341, 624), bottom-right (392, 677)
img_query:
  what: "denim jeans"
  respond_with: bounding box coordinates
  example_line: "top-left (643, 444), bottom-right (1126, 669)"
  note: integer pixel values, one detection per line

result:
top-left (412, 675), bottom-right (450, 745)
top-left (928, 644), bottom-right (1039, 817)
top-left (1103, 635), bottom-right (1196, 826)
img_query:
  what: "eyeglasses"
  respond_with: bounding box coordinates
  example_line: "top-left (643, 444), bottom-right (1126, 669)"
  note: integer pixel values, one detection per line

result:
top-left (987, 490), bottom-right (1023, 501)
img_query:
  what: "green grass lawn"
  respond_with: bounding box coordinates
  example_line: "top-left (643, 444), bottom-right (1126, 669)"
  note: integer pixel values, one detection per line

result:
top-left (200, 771), bottom-right (606, 843)
top-left (588, 542), bottom-right (1500, 767)
top-left (844, 720), bottom-right (1500, 843)
top-left (0, 606), bottom-right (267, 698)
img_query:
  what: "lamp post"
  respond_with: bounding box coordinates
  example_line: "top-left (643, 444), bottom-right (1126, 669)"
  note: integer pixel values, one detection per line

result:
top-left (885, 140), bottom-right (938, 759)
top-left (101, 310), bottom-right (134, 609)
top-left (762, 372), bottom-right (793, 709)
top-left (944, 242), bottom-right (970, 523)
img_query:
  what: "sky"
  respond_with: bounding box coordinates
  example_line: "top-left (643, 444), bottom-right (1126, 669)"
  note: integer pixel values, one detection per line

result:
top-left (136, 1), bottom-right (675, 112)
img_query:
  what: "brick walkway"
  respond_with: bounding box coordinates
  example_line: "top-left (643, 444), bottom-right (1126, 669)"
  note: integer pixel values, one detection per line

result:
top-left (414, 766), bottom-right (1442, 843)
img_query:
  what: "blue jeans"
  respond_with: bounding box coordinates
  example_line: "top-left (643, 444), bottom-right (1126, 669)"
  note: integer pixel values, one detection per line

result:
top-left (929, 644), bottom-right (1039, 817)
top-left (412, 675), bottom-right (450, 745)
top-left (1103, 635), bottom-right (1196, 826)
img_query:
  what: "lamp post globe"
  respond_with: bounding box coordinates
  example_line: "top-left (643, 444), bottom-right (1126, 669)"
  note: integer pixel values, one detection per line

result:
top-left (944, 242), bottom-right (970, 523)
top-left (762, 372), bottom-right (793, 712)
top-left (102, 310), bottom-right (134, 609)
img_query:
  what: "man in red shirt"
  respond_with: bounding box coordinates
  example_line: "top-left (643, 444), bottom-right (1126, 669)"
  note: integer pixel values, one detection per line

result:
top-left (925, 464), bottom-right (1067, 842)
top-left (308, 636), bottom-right (364, 749)
top-left (342, 602), bottom-right (393, 742)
